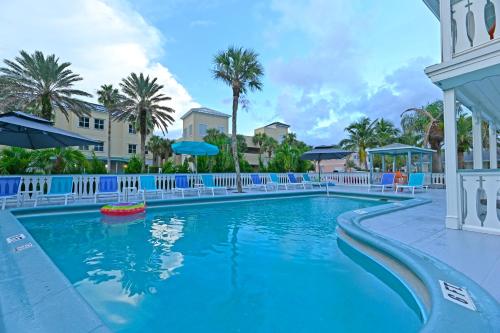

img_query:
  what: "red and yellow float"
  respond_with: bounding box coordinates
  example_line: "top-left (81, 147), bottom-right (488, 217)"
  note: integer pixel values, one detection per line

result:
top-left (100, 202), bottom-right (145, 216)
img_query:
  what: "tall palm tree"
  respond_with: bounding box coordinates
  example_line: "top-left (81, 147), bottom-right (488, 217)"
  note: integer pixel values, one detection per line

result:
top-left (401, 101), bottom-right (444, 172)
top-left (116, 73), bottom-right (175, 170)
top-left (31, 147), bottom-right (86, 174)
top-left (339, 117), bottom-right (378, 169)
top-left (0, 50), bottom-right (92, 120)
top-left (212, 46), bottom-right (264, 192)
top-left (159, 138), bottom-right (174, 165)
top-left (374, 118), bottom-right (400, 146)
top-left (147, 135), bottom-right (164, 167)
top-left (97, 84), bottom-right (121, 172)
top-left (456, 113), bottom-right (472, 169)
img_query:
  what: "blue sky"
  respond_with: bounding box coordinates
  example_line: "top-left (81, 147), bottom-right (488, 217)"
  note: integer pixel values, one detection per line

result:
top-left (0, 0), bottom-right (442, 144)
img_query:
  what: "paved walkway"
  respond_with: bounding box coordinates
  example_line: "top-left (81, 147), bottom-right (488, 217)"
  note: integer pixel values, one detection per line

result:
top-left (335, 187), bottom-right (500, 302)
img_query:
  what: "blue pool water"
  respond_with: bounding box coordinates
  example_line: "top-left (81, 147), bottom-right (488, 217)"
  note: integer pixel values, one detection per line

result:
top-left (21, 195), bottom-right (422, 332)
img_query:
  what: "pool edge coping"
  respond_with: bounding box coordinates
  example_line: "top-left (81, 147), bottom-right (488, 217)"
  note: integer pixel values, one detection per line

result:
top-left (336, 197), bottom-right (500, 332)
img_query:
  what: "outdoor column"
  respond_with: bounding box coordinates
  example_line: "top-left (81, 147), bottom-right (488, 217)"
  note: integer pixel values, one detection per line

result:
top-left (472, 110), bottom-right (483, 169)
top-left (392, 157), bottom-right (396, 173)
top-left (369, 154), bottom-right (373, 183)
top-left (420, 153), bottom-right (424, 172)
top-left (489, 121), bottom-right (497, 169)
top-left (407, 151), bottom-right (411, 175)
top-left (443, 89), bottom-right (460, 229)
top-left (381, 154), bottom-right (386, 172)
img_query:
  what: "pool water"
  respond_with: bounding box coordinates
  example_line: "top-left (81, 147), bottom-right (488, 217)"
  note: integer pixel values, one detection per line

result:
top-left (21, 195), bottom-right (422, 333)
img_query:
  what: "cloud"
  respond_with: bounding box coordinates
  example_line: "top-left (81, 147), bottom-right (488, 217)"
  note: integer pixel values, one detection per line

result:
top-left (0, 0), bottom-right (199, 136)
top-left (275, 58), bottom-right (441, 145)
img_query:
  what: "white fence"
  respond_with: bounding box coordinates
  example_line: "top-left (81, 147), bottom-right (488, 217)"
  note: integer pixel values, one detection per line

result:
top-left (5, 171), bottom-right (446, 198)
top-left (459, 171), bottom-right (500, 235)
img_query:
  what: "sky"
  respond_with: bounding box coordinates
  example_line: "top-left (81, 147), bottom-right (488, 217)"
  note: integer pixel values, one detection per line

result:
top-left (0, 0), bottom-right (442, 145)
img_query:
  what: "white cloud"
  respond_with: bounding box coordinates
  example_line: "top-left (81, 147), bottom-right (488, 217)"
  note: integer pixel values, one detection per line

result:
top-left (0, 0), bottom-right (199, 136)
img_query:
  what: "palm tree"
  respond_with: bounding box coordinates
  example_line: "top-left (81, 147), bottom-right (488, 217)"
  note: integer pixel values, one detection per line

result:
top-left (116, 73), bottom-right (175, 170)
top-left (456, 113), bottom-right (472, 169)
top-left (31, 148), bottom-right (86, 174)
top-left (339, 117), bottom-right (378, 169)
top-left (262, 136), bottom-right (278, 160)
top-left (212, 46), bottom-right (264, 192)
top-left (0, 147), bottom-right (32, 174)
top-left (374, 118), bottom-right (400, 146)
top-left (401, 101), bottom-right (444, 172)
top-left (159, 138), bottom-right (174, 165)
top-left (97, 84), bottom-right (121, 172)
top-left (252, 132), bottom-right (268, 168)
top-left (147, 135), bottom-right (164, 166)
top-left (0, 50), bottom-right (92, 120)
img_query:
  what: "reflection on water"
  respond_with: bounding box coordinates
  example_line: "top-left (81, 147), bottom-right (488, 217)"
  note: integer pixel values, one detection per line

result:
top-left (21, 196), bottom-right (422, 333)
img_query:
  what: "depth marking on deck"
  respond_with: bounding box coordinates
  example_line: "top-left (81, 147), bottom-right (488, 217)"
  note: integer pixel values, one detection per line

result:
top-left (439, 280), bottom-right (476, 311)
top-left (14, 242), bottom-right (33, 253)
top-left (6, 233), bottom-right (26, 244)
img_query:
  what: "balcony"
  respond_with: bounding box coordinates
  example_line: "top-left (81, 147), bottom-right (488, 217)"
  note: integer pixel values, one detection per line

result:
top-left (450, 0), bottom-right (499, 56)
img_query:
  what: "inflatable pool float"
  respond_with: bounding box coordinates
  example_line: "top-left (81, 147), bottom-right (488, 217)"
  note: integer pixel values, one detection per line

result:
top-left (100, 202), bottom-right (145, 216)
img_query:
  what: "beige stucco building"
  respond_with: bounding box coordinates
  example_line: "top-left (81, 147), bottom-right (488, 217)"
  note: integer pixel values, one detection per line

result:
top-left (179, 107), bottom-right (290, 168)
top-left (54, 103), bottom-right (152, 172)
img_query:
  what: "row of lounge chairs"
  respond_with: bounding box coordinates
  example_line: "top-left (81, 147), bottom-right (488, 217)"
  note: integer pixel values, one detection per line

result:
top-left (369, 173), bottom-right (427, 195)
top-left (0, 173), bottom-right (323, 209)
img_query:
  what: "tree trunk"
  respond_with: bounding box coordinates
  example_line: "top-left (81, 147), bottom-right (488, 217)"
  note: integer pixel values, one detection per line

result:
top-left (231, 88), bottom-right (242, 192)
top-left (140, 110), bottom-right (147, 172)
top-left (457, 151), bottom-right (465, 169)
top-left (107, 109), bottom-right (111, 173)
top-left (41, 94), bottom-right (52, 120)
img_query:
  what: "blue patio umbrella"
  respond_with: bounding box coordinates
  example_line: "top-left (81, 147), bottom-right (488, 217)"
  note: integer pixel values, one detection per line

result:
top-left (172, 141), bottom-right (219, 173)
top-left (0, 111), bottom-right (101, 149)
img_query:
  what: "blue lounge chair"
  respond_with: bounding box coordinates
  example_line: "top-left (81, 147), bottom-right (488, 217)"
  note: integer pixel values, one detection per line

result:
top-left (173, 175), bottom-right (200, 198)
top-left (302, 173), bottom-right (335, 188)
top-left (94, 176), bottom-right (121, 202)
top-left (269, 173), bottom-right (288, 190)
top-left (36, 176), bottom-right (76, 206)
top-left (245, 174), bottom-right (269, 192)
top-left (287, 173), bottom-right (307, 189)
top-left (200, 175), bottom-right (228, 196)
top-left (395, 173), bottom-right (426, 195)
top-left (138, 175), bottom-right (164, 201)
top-left (0, 177), bottom-right (21, 209)
top-left (369, 173), bottom-right (395, 192)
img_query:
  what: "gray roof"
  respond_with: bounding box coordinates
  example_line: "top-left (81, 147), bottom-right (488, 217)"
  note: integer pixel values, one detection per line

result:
top-left (89, 103), bottom-right (107, 113)
top-left (367, 143), bottom-right (435, 155)
top-left (265, 121), bottom-right (290, 128)
top-left (180, 107), bottom-right (231, 120)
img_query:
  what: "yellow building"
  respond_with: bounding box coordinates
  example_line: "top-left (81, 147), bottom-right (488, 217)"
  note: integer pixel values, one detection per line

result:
top-left (54, 103), bottom-right (152, 172)
top-left (179, 107), bottom-right (290, 168)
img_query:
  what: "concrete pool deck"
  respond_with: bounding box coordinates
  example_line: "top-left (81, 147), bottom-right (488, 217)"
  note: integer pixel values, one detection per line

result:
top-left (331, 186), bottom-right (500, 303)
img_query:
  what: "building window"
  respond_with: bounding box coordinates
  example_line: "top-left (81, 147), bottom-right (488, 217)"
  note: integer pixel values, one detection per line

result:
top-left (94, 143), bottom-right (104, 152)
top-left (79, 145), bottom-right (89, 151)
top-left (199, 124), bottom-right (208, 137)
top-left (188, 124), bottom-right (193, 136)
top-left (78, 117), bottom-right (90, 128)
top-left (94, 119), bottom-right (104, 130)
top-left (218, 126), bottom-right (225, 134)
top-left (129, 124), bottom-right (136, 134)
top-left (128, 144), bottom-right (137, 154)
top-left (183, 128), bottom-right (187, 138)
top-left (145, 148), bottom-right (149, 155)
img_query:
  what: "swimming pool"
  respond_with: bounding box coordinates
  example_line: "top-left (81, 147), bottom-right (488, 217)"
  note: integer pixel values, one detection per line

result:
top-left (20, 195), bottom-right (422, 332)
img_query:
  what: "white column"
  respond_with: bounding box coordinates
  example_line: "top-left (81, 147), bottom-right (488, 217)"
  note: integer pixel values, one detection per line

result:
top-left (440, 0), bottom-right (453, 62)
top-left (443, 89), bottom-right (460, 229)
top-left (472, 110), bottom-right (483, 169)
top-left (489, 122), bottom-right (498, 169)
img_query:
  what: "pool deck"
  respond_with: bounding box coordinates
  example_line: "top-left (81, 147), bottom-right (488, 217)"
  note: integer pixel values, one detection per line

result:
top-left (332, 186), bottom-right (500, 303)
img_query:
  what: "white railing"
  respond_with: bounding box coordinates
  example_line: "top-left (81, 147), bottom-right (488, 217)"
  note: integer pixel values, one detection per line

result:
top-left (450, 0), bottom-right (499, 56)
top-left (459, 171), bottom-right (500, 235)
top-left (2, 171), bottom-right (447, 199)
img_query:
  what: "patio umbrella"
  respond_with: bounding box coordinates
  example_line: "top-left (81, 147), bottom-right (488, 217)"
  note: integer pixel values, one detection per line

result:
top-left (300, 146), bottom-right (353, 179)
top-left (0, 111), bottom-right (101, 149)
top-left (172, 141), bottom-right (219, 173)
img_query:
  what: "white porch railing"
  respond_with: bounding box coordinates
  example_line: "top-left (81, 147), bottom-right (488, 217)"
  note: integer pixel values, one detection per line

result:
top-left (459, 171), bottom-right (500, 235)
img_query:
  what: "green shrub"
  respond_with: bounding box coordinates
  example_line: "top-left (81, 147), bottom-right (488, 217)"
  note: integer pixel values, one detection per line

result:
top-left (86, 152), bottom-right (107, 174)
top-left (125, 155), bottom-right (143, 174)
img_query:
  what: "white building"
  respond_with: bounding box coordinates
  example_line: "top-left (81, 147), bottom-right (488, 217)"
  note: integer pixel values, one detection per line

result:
top-left (423, 0), bottom-right (499, 234)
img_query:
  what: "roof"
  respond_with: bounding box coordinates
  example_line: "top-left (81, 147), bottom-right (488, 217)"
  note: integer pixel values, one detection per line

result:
top-left (87, 103), bottom-right (107, 113)
top-left (265, 121), bottom-right (290, 128)
top-left (180, 107), bottom-right (231, 120)
top-left (367, 143), bottom-right (435, 155)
